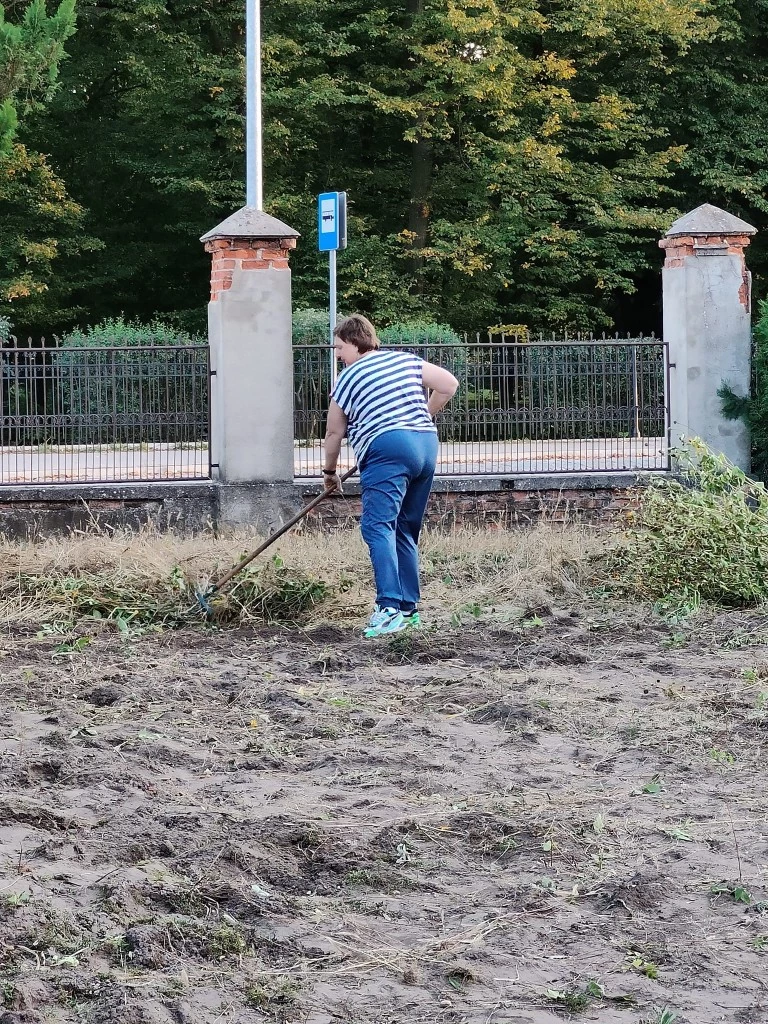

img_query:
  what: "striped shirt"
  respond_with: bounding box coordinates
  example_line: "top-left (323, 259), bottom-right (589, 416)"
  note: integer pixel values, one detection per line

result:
top-left (332, 350), bottom-right (437, 464)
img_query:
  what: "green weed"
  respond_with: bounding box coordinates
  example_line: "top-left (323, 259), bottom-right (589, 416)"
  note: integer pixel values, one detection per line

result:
top-left (640, 1010), bottom-right (678, 1024)
top-left (627, 953), bottom-right (659, 979)
top-left (709, 747), bottom-right (736, 765)
top-left (710, 882), bottom-right (751, 904)
top-left (640, 774), bottom-right (664, 795)
top-left (613, 439), bottom-right (768, 606)
top-left (545, 981), bottom-right (603, 1012)
top-left (245, 977), bottom-right (299, 1009)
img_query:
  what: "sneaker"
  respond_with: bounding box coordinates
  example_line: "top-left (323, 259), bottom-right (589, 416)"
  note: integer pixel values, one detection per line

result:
top-left (401, 609), bottom-right (421, 628)
top-left (364, 605), bottom-right (406, 639)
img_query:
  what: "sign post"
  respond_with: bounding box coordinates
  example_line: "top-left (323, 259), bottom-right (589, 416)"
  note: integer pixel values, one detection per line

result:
top-left (318, 192), bottom-right (347, 390)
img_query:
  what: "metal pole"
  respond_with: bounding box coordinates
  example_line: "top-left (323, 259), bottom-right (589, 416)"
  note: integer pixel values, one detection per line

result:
top-left (246, 0), bottom-right (263, 209)
top-left (329, 248), bottom-right (338, 390)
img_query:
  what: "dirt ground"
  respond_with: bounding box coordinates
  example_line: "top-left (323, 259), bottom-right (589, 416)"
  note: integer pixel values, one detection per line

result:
top-left (1, 532), bottom-right (767, 1023)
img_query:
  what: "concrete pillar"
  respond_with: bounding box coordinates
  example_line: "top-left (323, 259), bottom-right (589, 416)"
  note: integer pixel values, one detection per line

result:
top-left (200, 206), bottom-right (300, 526)
top-left (659, 203), bottom-right (756, 471)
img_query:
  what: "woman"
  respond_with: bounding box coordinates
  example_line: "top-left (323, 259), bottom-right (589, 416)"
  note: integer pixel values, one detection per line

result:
top-left (321, 314), bottom-right (459, 638)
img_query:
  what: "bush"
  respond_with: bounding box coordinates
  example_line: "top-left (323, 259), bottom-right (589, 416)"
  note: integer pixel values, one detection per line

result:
top-left (720, 298), bottom-right (768, 482)
top-left (378, 320), bottom-right (462, 347)
top-left (0, 314), bottom-right (11, 344)
top-left (54, 317), bottom-right (207, 444)
top-left (613, 439), bottom-right (768, 607)
top-left (59, 316), bottom-right (205, 348)
top-left (293, 308), bottom-right (330, 346)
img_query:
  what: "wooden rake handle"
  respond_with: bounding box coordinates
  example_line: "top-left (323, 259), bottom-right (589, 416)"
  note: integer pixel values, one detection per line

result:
top-left (208, 466), bottom-right (358, 595)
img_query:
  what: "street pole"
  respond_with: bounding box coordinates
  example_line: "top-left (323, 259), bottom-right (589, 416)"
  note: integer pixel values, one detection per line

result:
top-left (246, 0), bottom-right (263, 209)
top-left (329, 248), bottom-right (338, 390)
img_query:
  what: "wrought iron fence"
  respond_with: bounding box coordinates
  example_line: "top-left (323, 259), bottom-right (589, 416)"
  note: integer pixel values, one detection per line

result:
top-left (294, 335), bottom-right (670, 477)
top-left (0, 337), bottom-right (210, 484)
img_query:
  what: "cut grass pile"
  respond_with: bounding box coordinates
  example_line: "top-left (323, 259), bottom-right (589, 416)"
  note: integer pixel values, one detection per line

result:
top-left (0, 521), bottom-right (603, 634)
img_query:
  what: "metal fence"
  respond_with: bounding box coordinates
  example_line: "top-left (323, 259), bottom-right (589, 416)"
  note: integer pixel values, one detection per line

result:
top-left (0, 337), bottom-right (210, 484)
top-left (294, 335), bottom-right (670, 477)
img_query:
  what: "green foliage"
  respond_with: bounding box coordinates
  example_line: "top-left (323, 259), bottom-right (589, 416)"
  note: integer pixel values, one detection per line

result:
top-left (615, 439), bottom-right (768, 607)
top-left (0, 314), bottom-right (11, 343)
top-left (378, 321), bottom-right (461, 346)
top-left (720, 298), bottom-right (768, 482)
top-left (0, 0), bottom-right (77, 153)
top-left (641, 1011), bottom-right (678, 1024)
top-left (227, 556), bottom-right (329, 623)
top-left (293, 308), bottom-right (330, 345)
top-left (59, 316), bottom-right (204, 348)
top-left (51, 317), bottom-right (206, 444)
top-left (657, 1), bottom-right (768, 295)
top-left (0, 4), bottom-right (91, 328)
top-left (245, 976), bottom-right (299, 1010)
top-left (18, 0), bottom-right (719, 333)
top-left (0, 142), bottom-right (97, 323)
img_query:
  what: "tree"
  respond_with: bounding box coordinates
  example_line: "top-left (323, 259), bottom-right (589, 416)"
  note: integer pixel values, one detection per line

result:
top-left (1, 0), bottom-right (76, 153)
top-left (658, 0), bottom-right (768, 301)
top-left (0, 1), bottom-right (92, 328)
top-left (22, 0), bottom-right (724, 333)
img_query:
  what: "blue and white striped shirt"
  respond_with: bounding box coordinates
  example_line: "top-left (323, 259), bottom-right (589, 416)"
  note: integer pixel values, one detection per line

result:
top-left (332, 350), bottom-right (437, 464)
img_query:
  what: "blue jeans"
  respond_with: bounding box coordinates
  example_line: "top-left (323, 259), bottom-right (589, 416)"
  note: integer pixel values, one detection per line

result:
top-left (359, 429), bottom-right (439, 611)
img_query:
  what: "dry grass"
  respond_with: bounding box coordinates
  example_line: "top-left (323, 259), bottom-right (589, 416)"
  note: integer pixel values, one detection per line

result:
top-left (0, 520), bottom-right (606, 631)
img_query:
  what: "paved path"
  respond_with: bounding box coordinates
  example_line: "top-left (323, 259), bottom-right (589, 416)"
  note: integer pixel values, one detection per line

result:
top-left (0, 438), bottom-right (668, 485)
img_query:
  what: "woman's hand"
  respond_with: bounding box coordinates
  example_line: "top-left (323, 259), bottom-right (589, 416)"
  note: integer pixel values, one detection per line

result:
top-left (321, 470), bottom-right (343, 494)
top-left (321, 401), bottom-right (348, 494)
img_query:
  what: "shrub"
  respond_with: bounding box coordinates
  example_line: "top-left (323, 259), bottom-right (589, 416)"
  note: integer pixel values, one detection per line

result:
top-left (58, 316), bottom-right (204, 348)
top-left (378, 320), bottom-right (462, 347)
top-left (720, 298), bottom-right (768, 482)
top-left (293, 307), bottom-right (330, 346)
top-left (613, 439), bottom-right (768, 607)
top-left (53, 317), bottom-right (207, 444)
top-left (0, 314), bottom-right (11, 344)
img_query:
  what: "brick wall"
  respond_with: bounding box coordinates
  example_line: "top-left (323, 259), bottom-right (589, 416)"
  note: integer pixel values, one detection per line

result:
top-left (302, 479), bottom-right (642, 531)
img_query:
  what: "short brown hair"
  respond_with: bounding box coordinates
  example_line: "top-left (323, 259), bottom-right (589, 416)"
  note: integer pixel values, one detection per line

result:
top-left (333, 314), bottom-right (380, 353)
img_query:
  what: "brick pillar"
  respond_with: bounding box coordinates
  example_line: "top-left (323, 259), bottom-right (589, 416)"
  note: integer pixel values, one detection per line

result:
top-left (205, 237), bottom-right (294, 301)
top-left (200, 207), bottom-right (300, 526)
top-left (659, 203), bottom-right (756, 471)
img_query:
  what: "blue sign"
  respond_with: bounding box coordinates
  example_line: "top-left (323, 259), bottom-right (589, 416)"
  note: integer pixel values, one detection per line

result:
top-left (318, 191), bottom-right (347, 251)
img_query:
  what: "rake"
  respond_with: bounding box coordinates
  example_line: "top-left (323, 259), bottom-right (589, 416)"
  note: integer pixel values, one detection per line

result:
top-left (194, 466), bottom-right (358, 616)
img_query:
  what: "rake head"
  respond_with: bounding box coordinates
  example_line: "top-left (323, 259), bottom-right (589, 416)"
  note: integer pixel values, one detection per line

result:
top-left (195, 586), bottom-right (216, 617)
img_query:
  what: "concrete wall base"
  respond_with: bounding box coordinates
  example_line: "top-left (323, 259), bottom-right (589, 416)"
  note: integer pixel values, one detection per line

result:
top-left (215, 482), bottom-right (301, 532)
top-left (0, 473), bottom-right (657, 539)
top-left (0, 482), bottom-right (217, 539)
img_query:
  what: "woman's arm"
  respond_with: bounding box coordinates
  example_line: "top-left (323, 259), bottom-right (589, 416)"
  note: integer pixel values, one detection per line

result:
top-left (321, 399), bottom-right (348, 491)
top-left (422, 361), bottom-right (459, 417)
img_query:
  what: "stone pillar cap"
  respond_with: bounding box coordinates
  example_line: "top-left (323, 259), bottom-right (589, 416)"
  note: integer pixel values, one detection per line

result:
top-left (665, 203), bottom-right (756, 238)
top-left (201, 205), bottom-right (300, 243)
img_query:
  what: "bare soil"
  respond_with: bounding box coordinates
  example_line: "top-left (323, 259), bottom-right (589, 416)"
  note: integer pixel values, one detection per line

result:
top-left (1, 603), bottom-right (767, 1024)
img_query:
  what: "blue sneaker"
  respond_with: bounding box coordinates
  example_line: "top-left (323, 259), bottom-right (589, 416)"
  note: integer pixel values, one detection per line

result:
top-left (401, 609), bottom-right (421, 628)
top-left (364, 605), bottom-right (406, 639)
